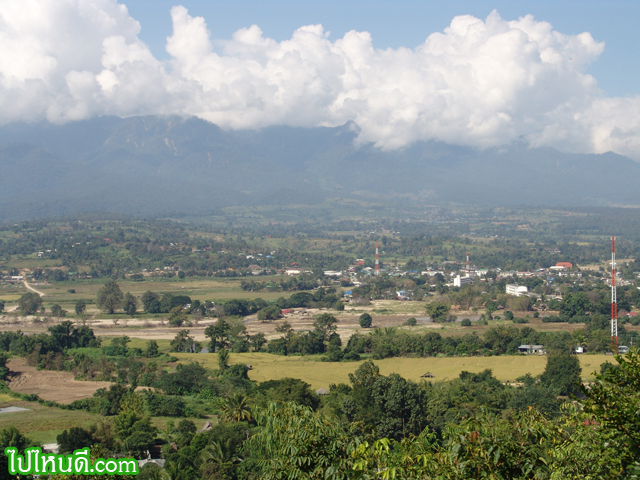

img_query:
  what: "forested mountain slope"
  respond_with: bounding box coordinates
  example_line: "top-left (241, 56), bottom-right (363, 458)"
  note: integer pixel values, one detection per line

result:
top-left (1, 115), bottom-right (638, 219)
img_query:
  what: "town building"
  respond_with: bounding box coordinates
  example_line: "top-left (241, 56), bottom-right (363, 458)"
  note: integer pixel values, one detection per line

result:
top-left (506, 284), bottom-right (528, 296)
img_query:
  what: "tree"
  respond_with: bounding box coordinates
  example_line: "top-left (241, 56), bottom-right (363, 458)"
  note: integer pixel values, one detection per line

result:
top-left (0, 300), bottom-right (4, 313)
top-left (145, 340), bottom-right (160, 358)
top-left (168, 306), bottom-right (187, 327)
top-left (123, 292), bottom-right (137, 316)
top-left (244, 402), bottom-right (356, 479)
top-left (313, 313), bottom-right (338, 343)
top-left (257, 378), bottom-right (320, 410)
top-left (461, 318), bottom-right (472, 326)
top-left (50, 304), bottom-right (66, 317)
top-left (275, 321), bottom-right (294, 339)
top-left (540, 351), bottom-right (582, 396)
top-left (96, 279), bottom-right (124, 314)
top-left (359, 313), bottom-right (373, 328)
top-left (57, 427), bottom-right (94, 454)
top-left (504, 310), bottom-right (514, 320)
top-left (218, 348), bottom-right (230, 371)
top-left (205, 319), bottom-right (230, 352)
top-left (114, 411), bottom-right (158, 459)
top-left (220, 394), bottom-right (252, 423)
top-left (0, 426), bottom-right (37, 480)
top-left (257, 305), bottom-right (281, 321)
top-left (560, 292), bottom-right (592, 318)
top-left (249, 332), bottom-right (267, 352)
top-left (18, 292), bottom-right (42, 315)
top-left (581, 348), bottom-right (640, 468)
top-left (426, 301), bottom-right (450, 322)
top-left (170, 330), bottom-right (197, 353)
top-left (75, 299), bottom-right (87, 315)
top-left (406, 317), bottom-right (417, 326)
top-left (141, 291), bottom-right (161, 314)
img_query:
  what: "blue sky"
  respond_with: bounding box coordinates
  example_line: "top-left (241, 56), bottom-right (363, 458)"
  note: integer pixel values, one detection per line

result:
top-left (125, 0), bottom-right (640, 97)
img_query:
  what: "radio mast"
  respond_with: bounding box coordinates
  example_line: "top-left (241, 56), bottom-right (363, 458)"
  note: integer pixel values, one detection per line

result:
top-left (611, 236), bottom-right (618, 353)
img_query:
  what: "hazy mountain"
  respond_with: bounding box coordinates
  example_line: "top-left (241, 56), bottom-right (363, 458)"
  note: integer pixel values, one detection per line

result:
top-left (0, 115), bottom-right (638, 220)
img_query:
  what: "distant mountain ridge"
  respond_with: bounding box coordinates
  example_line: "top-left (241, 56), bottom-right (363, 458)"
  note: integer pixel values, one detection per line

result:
top-left (0, 115), bottom-right (638, 220)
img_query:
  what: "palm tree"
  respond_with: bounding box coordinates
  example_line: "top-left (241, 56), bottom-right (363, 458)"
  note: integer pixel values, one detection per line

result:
top-left (138, 462), bottom-right (170, 480)
top-left (201, 439), bottom-right (240, 465)
top-left (219, 394), bottom-right (252, 422)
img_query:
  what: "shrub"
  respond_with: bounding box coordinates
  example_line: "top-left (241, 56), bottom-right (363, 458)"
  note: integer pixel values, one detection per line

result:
top-left (461, 318), bottom-right (472, 327)
top-left (406, 317), bottom-right (417, 326)
top-left (359, 313), bottom-right (373, 328)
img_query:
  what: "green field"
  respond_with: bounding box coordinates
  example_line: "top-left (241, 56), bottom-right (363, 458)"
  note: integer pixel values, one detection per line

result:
top-left (173, 352), bottom-right (612, 390)
top-left (1, 276), bottom-right (296, 314)
top-left (0, 398), bottom-right (212, 444)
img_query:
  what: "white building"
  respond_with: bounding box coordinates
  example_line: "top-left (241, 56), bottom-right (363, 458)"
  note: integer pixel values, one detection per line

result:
top-left (323, 270), bottom-right (343, 277)
top-left (506, 284), bottom-right (528, 296)
top-left (454, 275), bottom-right (474, 287)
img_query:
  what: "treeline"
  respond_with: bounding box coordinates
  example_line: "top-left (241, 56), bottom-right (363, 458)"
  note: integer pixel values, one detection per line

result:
top-left (266, 316), bottom-right (639, 359)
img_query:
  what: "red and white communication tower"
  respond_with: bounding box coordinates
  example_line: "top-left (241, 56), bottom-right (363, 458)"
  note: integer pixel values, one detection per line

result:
top-left (466, 251), bottom-right (470, 277)
top-left (375, 242), bottom-right (380, 276)
top-left (611, 235), bottom-right (619, 353)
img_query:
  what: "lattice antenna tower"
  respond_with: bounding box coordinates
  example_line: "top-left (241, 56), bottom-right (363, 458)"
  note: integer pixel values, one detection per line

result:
top-left (611, 235), bottom-right (618, 353)
top-left (375, 242), bottom-right (380, 276)
top-left (466, 251), bottom-right (470, 277)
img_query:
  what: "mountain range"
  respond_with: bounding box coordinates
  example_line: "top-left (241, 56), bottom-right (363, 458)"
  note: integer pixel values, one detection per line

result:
top-left (0, 115), bottom-right (638, 220)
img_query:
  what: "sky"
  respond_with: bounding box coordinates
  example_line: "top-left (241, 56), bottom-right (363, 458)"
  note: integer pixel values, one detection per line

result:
top-left (1, 0), bottom-right (640, 158)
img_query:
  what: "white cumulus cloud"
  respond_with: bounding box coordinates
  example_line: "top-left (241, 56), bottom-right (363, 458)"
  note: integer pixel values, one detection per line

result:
top-left (2, 0), bottom-right (640, 159)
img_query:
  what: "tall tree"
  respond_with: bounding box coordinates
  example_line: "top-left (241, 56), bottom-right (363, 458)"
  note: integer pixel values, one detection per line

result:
top-left (540, 351), bottom-right (582, 396)
top-left (74, 299), bottom-right (87, 315)
top-left (123, 292), bottom-right (137, 316)
top-left (18, 292), bottom-right (42, 315)
top-left (96, 279), bottom-right (124, 314)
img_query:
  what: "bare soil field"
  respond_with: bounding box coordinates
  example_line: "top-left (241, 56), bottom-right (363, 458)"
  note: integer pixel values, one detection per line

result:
top-left (6, 358), bottom-right (113, 404)
top-left (0, 298), bottom-right (638, 344)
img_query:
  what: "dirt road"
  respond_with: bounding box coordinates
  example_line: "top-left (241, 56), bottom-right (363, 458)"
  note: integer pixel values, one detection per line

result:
top-left (22, 280), bottom-right (45, 297)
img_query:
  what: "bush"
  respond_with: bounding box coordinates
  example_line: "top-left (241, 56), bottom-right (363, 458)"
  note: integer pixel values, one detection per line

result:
top-left (145, 391), bottom-right (186, 417)
top-left (258, 305), bottom-right (282, 321)
top-left (406, 317), bottom-right (417, 326)
top-left (359, 313), bottom-right (373, 328)
top-left (461, 318), bottom-right (472, 327)
top-left (324, 344), bottom-right (344, 362)
top-left (343, 351), bottom-right (361, 361)
top-left (504, 311), bottom-right (514, 320)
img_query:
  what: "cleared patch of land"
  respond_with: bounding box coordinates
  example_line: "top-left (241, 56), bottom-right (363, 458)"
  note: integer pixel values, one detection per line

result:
top-left (0, 401), bottom-right (99, 444)
top-left (174, 352), bottom-right (612, 391)
top-left (6, 358), bottom-right (113, 404)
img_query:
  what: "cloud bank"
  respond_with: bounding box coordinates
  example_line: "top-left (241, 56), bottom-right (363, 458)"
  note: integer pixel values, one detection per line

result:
top-left (2, 0), bottom-right (640, 158)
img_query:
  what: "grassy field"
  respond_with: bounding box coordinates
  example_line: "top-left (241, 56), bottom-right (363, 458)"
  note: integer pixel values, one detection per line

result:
top-left (173, 352), bottom-right (613, 391)
top-left (0, 398), bottom-right (213, 444)
top-left (1, 276), bottom-right (295, 314)
top-left (0, 401), bottom-right (99, 444)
